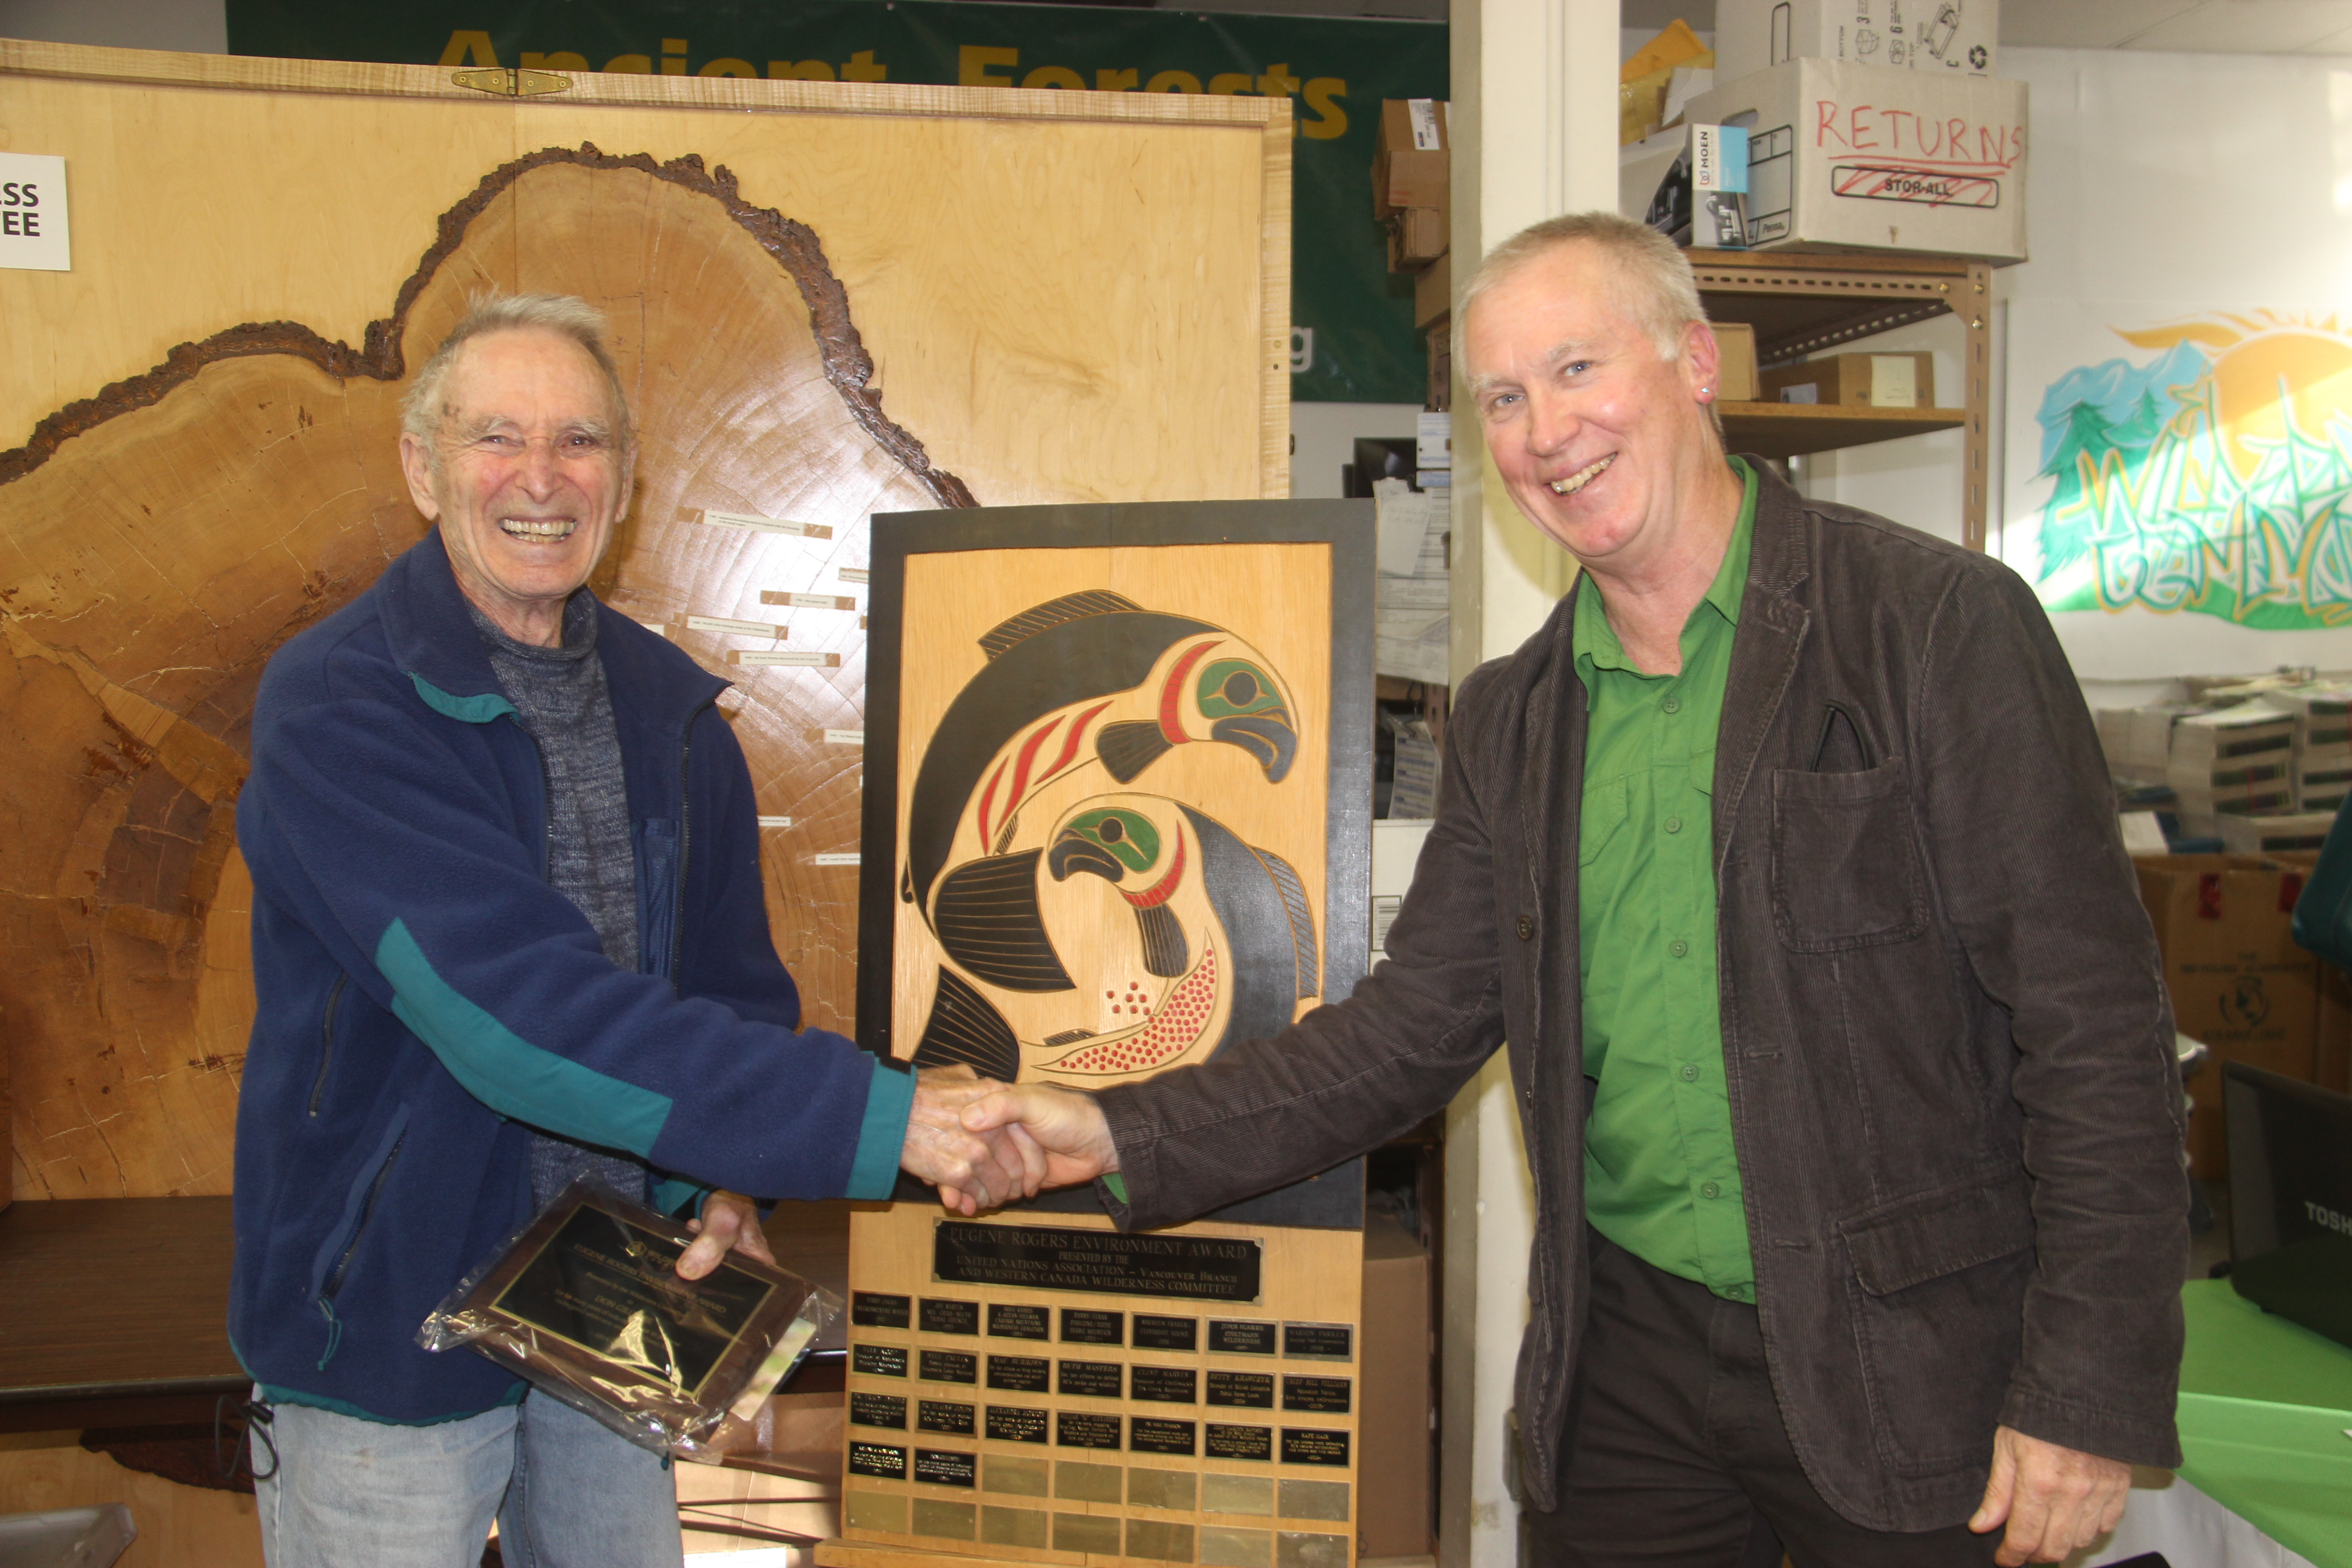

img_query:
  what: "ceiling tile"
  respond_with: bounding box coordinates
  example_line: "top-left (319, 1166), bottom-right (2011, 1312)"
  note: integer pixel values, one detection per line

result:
top-left (2128, 0), bottom-right (2352, 53)
top-left (1998, 0), bottom-right (2208, 48)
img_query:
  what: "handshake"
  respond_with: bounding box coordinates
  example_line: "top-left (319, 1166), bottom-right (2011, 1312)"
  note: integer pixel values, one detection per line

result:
top-left (897, 1065), bottom-right (1121, 1214)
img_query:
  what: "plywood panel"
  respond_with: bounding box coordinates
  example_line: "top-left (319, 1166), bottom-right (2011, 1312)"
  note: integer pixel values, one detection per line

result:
top-left (1, 46), bottom-right (1288, 1198)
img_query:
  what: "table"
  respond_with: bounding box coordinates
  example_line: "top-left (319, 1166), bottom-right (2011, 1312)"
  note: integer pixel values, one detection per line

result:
top-left (2083, 1281), bottom-right (2352, 1568)
top-left (0, 1198), bottom-right (245, 1433)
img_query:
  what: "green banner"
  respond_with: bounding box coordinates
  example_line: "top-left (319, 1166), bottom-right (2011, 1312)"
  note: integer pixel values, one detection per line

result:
top-left (225, 0), bottom-right (1447, 404)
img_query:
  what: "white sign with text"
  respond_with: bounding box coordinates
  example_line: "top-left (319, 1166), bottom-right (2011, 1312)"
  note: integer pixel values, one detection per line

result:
top-left (0, 154), bottom-right (70, 272)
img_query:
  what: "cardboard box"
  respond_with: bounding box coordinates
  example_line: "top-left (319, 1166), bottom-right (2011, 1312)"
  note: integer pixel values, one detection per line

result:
top-left (1375, 98), bottom-right (1448, 219)
top-left (1763, 350), bottom-right (1935, 407)
top-left (1414, 249), bottom-right (1451, 331)
top-left (1686, 59), bottom-right (2029, 264)
top-left (1711, 321), bottom-right (1759, 400)
top-left (1388, 207), bottom-right (1446, 271)
top-left (1717, 0), bottom-right (1999, 83)
top-left (1426, 324), bottom-right (1451, 412)
top-left (2135, 854), bottom-right (2321, 1177)
top-left (1358, 1208), bottom-right (1432, 1558)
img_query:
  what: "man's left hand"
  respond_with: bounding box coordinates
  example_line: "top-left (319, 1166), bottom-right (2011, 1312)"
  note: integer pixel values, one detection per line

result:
top-left (1967, 1425), bottom-right (2130, 1565)
top-left (676, 1190), bottom-right (775, 1280)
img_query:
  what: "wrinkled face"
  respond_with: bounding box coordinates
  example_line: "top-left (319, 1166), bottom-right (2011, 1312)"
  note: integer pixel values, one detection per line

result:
top-left (399, 328), bottom-right (632, 635)
top-left (1464, 242), bottom-right (1720, 568)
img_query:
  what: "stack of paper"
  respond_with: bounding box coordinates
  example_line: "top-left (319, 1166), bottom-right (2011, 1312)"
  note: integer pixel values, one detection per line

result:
top-left (2282, 686), bottom-right (2352, 814)
top-left (1374, 480), bottom-right (1450, 686)
top-left (2096, 704), bottom-right (2207, 787)
top-left (2167, 704), bottom-right (2296, 818)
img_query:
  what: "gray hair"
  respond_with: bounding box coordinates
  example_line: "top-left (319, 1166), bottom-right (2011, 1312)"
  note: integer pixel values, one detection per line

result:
top-left (400, 292), bottom-right (635, 459)
top-left (1455, 211), bottom-right (1708, 366)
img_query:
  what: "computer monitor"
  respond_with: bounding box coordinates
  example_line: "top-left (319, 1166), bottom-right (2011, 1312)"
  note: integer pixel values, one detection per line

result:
top-left (2224, 1061), bottom-right (2352, 1349)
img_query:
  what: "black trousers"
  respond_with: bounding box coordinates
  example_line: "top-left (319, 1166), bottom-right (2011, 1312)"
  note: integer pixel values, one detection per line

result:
top-left (1522, 1232), bottom-right (2001, 1568)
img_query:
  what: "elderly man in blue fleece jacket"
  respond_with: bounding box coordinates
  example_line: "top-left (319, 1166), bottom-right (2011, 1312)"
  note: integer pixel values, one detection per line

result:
top-left (230, 293), bottom-right (1036, 1568)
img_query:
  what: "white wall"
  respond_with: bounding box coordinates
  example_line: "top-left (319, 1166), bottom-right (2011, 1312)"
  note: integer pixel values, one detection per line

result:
top-left (1996, 44), bottom-right (2352, 684)
top-left (1289, 400), bottom-right (1422, 498)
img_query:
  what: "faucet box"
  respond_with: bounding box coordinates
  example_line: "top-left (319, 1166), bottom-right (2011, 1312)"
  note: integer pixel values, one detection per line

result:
top-left (1686, 57), bottom-right (2028, 264)
top-left (1717, 0), bottom-right (1999, 83)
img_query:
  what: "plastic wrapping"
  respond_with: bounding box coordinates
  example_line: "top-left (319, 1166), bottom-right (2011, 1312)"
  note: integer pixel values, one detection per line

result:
top-left (419, 1182), bottom-right (840, 1463)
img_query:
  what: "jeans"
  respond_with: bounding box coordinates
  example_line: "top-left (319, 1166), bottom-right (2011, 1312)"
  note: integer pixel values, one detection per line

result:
top-left (254, 1386), bottom-right (682, 1568)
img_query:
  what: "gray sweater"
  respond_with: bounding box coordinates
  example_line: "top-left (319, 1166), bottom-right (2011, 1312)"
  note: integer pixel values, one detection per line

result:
top-left (470, 591), bottom-right (650, 1208)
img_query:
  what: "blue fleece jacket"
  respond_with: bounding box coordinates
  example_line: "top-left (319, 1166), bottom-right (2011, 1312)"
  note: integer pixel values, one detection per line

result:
top-left (229, 531), bottom-right (913, 1423)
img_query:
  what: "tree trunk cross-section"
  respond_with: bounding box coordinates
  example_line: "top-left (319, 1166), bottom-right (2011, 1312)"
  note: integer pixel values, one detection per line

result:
top-left (1, 143), bottom-right (974, 1199)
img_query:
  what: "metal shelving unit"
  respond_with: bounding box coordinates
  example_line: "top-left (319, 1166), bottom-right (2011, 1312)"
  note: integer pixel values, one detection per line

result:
top-left (1689, 247), bottom-right (1995, 550)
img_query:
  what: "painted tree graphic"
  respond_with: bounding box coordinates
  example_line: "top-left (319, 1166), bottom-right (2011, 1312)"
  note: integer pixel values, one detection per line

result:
top-left (2038, 398), bottom-right (2122, 576)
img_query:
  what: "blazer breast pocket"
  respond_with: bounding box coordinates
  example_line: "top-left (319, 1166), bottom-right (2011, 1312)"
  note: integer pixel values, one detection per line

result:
top-left (1769, 757), bottom-right (1929, 952)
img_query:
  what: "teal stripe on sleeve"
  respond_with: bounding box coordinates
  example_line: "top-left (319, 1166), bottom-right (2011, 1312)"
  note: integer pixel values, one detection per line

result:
top-left (651, 1177), bottom-right (709, 1217)
top-left (376, 918), bottom-right (673, 1156)
top-left (846, 1059), bottom-right (916, 1200)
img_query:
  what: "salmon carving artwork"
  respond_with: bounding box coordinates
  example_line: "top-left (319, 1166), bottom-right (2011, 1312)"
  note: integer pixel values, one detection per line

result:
top-left (900, 593), bottom-right (1317, 1085)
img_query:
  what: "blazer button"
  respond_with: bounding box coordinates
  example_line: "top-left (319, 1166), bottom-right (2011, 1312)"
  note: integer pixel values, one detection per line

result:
top-left (1516, 916), bottom-right (1534, 940)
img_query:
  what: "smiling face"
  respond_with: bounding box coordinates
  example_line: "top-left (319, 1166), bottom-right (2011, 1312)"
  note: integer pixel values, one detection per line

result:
top-left (398, 327), bottom-right (632, 645)
top-left (1465, 241), bottom-right (1725, 572)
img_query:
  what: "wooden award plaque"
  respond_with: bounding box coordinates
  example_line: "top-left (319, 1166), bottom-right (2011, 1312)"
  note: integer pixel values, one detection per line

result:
top-left (821, 503), bottom-right (1374, 1568)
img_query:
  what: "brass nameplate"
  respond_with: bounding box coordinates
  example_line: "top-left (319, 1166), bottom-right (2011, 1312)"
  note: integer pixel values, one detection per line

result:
top-left (934, 1220), bottom-right (1262, 1303)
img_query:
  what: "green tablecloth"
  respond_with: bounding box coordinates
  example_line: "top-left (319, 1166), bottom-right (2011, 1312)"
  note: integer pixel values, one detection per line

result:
top-left (2176, 1279), bottom-right (2352, 1566)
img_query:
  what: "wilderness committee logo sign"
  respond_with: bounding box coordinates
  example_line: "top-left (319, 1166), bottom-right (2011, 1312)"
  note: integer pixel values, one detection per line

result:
top-left (2031, 310), bottom-right (2352, 628)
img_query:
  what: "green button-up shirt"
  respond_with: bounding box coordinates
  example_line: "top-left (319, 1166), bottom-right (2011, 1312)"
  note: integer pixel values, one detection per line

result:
top-left (1573, 457), bottom-right (1758, 1303)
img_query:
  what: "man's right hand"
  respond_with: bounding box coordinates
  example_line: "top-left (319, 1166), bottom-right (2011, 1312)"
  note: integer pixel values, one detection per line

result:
top-left (900, 1066), bottom-right (1041, 1214)
top-left (953, 1083), bottom-right (1119, 1212)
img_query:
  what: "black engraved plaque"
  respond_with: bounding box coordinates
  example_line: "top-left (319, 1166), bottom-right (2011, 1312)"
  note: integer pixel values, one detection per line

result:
top-left (918, 1349), bottom-right (978, 1385)
top-left (1282, 1376), bottom-right (1353, 1414)
top-left (1280, 1428), bottom-right (1352, 1467)
top-left (1129, 1417), bottom-right (1198, 1456)
top-left (852, 1291), bottom-right (911, 1329)
top-left (1061, 1308), bottom-right (1124, 1345)
top-left (1283, 1323), bottom-right (1354, 1361)
top-left (1205, 1423), bottom-right (1273, 1461)
top-left (1133, 1314), bottom-right (1199, 1352)
top-left (915, 1449), bottom-right (978, 1487)
top-left (919, 1400), bottom-right (977, 1436)
top-left (985, 1405), bottom-right (1049, 1444)
top-left (850, 1392), bottom-right (908, 1430)
top-left (919, 1298), bottom-right (980, 1335)
top-left (935, 1222), bottom-right (1261, 1302)
top-left (848, 1442), bottom-right (907, 1480)
top-left (1057, 1360), bottom-right (1124, 1399)
top-left (1206, 1370), bottom-right (1275, 1409)
top-left (986, 1355), bottom-right (1051, 1392)
top-left (988, 1303), bottom-right (1049, 1340)
top-left (1055, 1411), bottom-right (1123, 1450)
top-left (853, 1344), bottom-right (908, 1379)
top-left (1209, 1319), bottom-right (1277, 1355)
top-left (1130, 1366), bottom-right (1198, 1404)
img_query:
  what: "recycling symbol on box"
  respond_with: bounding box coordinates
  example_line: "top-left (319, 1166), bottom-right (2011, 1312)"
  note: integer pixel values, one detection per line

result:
top-left (1969, 44), bottom-right (1989, 69)
top-left (2220, 975), bottom-right (2271, 1028)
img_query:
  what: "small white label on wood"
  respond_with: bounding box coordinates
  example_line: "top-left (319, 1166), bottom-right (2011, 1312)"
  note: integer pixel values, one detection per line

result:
top-left (729, 650), bottom-right (840, 668)
top-left (1407, 99), bottom-right (1442, 152)
top-left (687, 614), bottom-right (788, 638)
top-left (825, 729), bottom-right (865, 746)
top-left (0, 154), bottom-right (70, 272)
top-left (636, 620), bottom-right (669, 637)
top-left (756, 815), bottom-right (795, 829)
top-left (759, 591), bottom-right (858, 610)
top-left (812, 852), bottom-right (862, 866)
top-left (1869, 356), bottom-right (1918, 408)
top-left (839, 568), bottom-right (871, 583)
top-left (698, 509), bottom-right (834, 539)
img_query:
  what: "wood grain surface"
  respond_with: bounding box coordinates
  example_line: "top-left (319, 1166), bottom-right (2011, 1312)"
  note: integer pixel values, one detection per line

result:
top-left (2, 50), bottom-right (1287, 1200)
